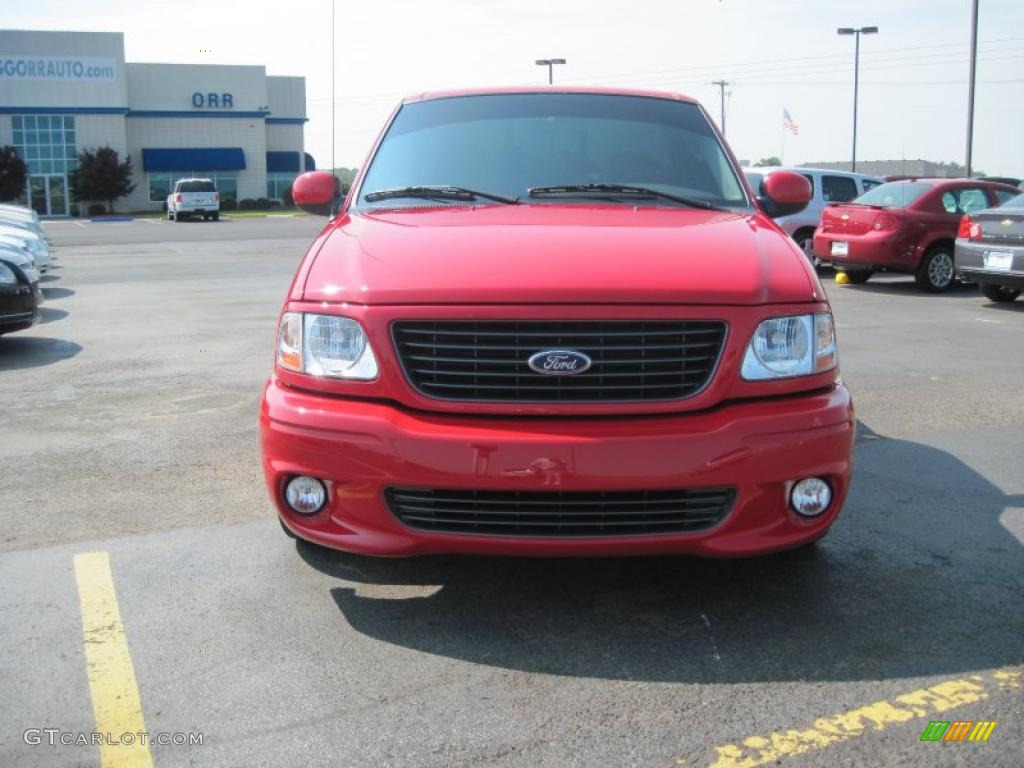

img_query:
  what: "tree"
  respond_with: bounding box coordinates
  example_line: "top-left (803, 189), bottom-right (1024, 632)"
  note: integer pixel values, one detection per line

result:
top-left (69, 146), bottom-right (136, 213)
top-left (0, 145), bottom-right (28, 202)
top-left (753, 156), bottom-right (783, 168)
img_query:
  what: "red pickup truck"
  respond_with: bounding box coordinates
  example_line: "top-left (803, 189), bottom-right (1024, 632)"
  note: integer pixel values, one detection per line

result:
top-left (260, 87), bottom-right (854, 558)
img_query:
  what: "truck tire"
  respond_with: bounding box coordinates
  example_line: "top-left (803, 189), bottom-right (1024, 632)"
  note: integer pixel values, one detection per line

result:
top-left (915, 245), bottom-right (955, 292)
top-left (980, 283), bottom-right (1021, 302)
top-left (211, 212), bottom-right (220, 222)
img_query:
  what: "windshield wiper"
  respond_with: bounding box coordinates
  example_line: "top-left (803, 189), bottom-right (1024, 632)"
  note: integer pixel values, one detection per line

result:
top-left (528, 184), bottom-right (725, 210)
top-left (363, 186), bottom-right (519, 205)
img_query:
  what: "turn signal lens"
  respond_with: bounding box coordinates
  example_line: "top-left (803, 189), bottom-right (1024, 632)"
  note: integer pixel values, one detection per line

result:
top-left (277, 312), bottom-right (302, 371)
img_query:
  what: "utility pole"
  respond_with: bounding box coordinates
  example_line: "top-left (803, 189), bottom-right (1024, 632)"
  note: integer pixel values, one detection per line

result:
top-left (712, 80), bottom-right (730, 136)
top-left (965, 0), bottom-right (979, 176)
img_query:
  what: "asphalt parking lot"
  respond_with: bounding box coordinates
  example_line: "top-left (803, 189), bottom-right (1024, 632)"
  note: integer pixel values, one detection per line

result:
top-left (1, 217), bottom-right (1022, 768)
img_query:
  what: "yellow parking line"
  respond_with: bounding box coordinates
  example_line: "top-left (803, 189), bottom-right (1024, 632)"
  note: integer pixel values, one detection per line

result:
top-left (705, 667), bottom-right (1022, 768)
top-left (73, 552), bottom-right (154, 768)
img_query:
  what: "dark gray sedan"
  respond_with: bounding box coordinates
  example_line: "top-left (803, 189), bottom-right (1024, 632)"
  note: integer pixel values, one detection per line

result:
top-left (955, 192), bottom-right (1024, 302)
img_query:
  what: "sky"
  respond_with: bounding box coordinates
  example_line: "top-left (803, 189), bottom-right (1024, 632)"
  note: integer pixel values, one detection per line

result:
top-left (6, 0), bottom-right (1024, 176)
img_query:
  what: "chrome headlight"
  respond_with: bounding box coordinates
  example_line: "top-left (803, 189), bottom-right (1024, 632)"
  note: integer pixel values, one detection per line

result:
top-left (741, 313), bottom-right (836, 380)
top-left (276, 312), bottom-right (378, 380)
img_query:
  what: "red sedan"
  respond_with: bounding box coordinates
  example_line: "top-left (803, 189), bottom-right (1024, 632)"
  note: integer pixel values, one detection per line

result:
top-left (813, 178), bottom-right (1019, 292)
top-left (260, 87), bottom-right (854, 558)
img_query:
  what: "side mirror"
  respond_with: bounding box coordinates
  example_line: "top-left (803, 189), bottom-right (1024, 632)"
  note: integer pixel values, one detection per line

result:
top-left (759, 171), bottom-right (812, 218)
top-left (292, 171), bottom-right (341, 216)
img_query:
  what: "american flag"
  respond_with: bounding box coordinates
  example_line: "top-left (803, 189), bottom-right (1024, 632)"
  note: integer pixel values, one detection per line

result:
top-left (783, 108), bottom-right (799, 135)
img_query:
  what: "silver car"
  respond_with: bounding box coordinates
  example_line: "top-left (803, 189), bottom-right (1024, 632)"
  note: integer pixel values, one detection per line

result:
top-left (744, 167), bottom-right (884, 263)
top-left (955, 191), bottom-right (1024, 303)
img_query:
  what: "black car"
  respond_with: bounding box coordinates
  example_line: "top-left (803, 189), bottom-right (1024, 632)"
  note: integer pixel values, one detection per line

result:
top-left (0, 257), bottom-right (42, 335)
top-left (955, 192), bottom-right (1024, 303)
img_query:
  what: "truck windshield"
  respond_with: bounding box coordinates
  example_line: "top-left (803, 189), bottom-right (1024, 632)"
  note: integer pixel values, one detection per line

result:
top-left (854, 182), bottom-right (930, 208)
top-left (180, 181), bottom-right (216, 192)
top-left (357, 93), bottom-right (748, 209)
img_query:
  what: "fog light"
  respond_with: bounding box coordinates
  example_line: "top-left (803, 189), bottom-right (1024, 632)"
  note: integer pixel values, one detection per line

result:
top-left (790, 477), bottom-right (831, 517)
top-left (284, 476), bottom-right (327, 515)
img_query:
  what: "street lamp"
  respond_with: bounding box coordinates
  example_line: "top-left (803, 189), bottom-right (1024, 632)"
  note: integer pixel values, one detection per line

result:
top-left (535, 58), bottom-right (566, 85)
top-left (837, 25), bottom-right (878, 173)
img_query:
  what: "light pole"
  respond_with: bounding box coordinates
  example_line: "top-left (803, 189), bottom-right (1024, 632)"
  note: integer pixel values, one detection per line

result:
top-left (535, 58), bottom-right (566, 85)
top-left (837, 25), bottom-right (878, 173)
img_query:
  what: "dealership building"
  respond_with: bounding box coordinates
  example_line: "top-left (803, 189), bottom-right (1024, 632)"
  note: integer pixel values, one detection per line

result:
top-left (0, 29), bottom-right (311, 215)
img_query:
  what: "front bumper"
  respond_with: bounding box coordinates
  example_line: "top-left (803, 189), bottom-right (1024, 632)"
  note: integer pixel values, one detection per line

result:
top-left (0, 282), bottom-right (40, 333)
top-left (260, 378), bottom-right (855, 557)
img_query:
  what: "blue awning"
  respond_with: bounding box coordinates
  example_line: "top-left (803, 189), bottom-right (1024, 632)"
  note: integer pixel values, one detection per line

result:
top-left (266, 151), bottom-right (301, 173)
top-left (304, 153), bottom-right (316, 171)
top-left (141, 147), bottom-right (246, 172)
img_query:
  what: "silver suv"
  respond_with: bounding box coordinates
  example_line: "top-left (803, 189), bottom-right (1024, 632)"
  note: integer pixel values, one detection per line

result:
top-left (744, 167), bottom-right (884, 263)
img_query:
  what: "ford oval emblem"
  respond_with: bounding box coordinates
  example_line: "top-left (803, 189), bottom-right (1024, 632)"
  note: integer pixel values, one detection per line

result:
top-left (527, 349), bottom-right (592, 375)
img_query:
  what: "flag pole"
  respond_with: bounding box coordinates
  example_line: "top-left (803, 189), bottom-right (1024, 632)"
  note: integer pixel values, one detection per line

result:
top-left (781, 108), bottom-right (785, 164)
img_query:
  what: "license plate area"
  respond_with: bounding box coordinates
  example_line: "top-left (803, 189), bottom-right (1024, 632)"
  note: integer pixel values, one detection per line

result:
top-left (983, 251), bottom-right (1013, 271)
top-left (831, 241), bottom-right (849, 257)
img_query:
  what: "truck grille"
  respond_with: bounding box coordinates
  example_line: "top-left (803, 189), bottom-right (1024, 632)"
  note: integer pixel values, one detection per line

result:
top-left (392, 320), bottom-right (726, 402)
top-left (386, 488), bottom-right (735, 537)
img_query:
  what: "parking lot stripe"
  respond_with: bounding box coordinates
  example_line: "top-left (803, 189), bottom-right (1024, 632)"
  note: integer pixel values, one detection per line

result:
top-left (73, 552), bottom-right (154, 768)
top-left (705, 667), bottom-right (1021, 768)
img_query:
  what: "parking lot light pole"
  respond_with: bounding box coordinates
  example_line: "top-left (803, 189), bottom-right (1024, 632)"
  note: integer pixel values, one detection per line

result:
top-left (837, 26), bottom-right (878, 173)
top-left (535, 58), bottom-right (566, 85)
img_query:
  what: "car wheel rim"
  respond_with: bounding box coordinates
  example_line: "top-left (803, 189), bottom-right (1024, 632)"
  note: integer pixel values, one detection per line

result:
top-left (929, 252), bottom-right (953, 288)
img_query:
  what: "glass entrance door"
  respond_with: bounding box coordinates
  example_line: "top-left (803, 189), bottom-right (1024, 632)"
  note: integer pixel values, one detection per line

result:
top-left (27, 174), bottom-right (69, 216)
top-left (47, 175), bottom-right (68, 217)
top-left (29, 176), bottom-right (47, 215)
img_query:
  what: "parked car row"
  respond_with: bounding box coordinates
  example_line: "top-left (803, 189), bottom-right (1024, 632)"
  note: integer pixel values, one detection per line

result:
top-left (747, 168), bottom-right (1021, 300)
top-left (0, 203), bottom-right (47, 336)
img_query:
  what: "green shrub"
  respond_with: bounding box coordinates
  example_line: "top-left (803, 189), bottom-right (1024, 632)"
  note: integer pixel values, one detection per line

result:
top-left (282, 185), bottom-right (294, 206)
top-left (255, 197), bottom-right (271, 209)
top-left (220, 196), bottom-right (237, 211)
top-left (238, 198), bottom-right (258, 210)
top-left (87, 203), bottom-right (106, 216)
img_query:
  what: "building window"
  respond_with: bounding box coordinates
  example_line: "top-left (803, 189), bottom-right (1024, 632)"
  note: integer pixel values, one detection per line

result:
top-left (267, 172), bottom-right (297, 201)
top-left (11, 114), bottom-right (77, 176)
top-left (149, 171), bottom-right (238, 203)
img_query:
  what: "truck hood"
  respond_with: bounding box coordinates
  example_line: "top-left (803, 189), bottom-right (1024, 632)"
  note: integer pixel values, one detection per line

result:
top-left (302, 204), bottom-right (817, 305)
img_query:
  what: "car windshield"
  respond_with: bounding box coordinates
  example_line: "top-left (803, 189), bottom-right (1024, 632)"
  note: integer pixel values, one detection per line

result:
top-left (357, 93), bottom-right (749, 209)
top-left (998, 193), bottom-right (1024, 210)
top-left (853, 181), bottom-right (931, 208)
top-left (180, 180), bottom-right (216, 192)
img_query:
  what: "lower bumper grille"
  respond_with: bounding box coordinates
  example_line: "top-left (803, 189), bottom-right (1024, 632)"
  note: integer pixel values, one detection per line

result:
top-left (385, 487), bottom-right (735, 537)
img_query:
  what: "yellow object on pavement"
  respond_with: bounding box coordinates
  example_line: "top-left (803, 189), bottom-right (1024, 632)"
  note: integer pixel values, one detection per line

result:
top-left (835, 272), bottom-right (851, 285)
